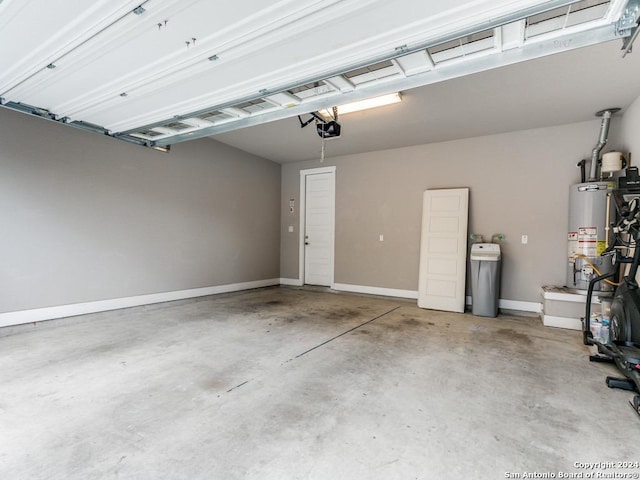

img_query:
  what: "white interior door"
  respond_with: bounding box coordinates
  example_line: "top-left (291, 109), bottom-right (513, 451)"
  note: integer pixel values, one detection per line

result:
top-left (418, 188), bottom-right (469, 313)
top-left (303, 171), bottom-right (335, 286)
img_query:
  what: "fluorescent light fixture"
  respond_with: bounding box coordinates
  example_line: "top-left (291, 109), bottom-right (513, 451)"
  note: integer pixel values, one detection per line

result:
top-left (319, 92), bottom-right (401, 118)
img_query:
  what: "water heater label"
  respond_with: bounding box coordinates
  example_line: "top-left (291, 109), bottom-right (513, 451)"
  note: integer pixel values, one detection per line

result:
top-left (568, 232), bottom-right (578, 263)
top-left (578, 227), bottom-right (597, 257)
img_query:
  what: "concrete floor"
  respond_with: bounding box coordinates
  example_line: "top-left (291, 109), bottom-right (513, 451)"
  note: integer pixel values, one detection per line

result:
top-left (1, 287), bottom-right (639, 480)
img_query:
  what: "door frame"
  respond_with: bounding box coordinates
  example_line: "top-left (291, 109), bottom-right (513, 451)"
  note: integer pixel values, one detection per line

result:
top-left (299, 166), bottom-right (336, 287)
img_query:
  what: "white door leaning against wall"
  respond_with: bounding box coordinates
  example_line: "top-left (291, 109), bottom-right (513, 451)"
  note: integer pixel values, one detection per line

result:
top-left (418, 188), bottom-right (469, 313)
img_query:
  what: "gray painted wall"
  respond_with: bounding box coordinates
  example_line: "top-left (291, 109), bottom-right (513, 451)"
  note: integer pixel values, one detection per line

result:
top-left (0, 108), bottom-right (281, 313)
top-left (281, 119), bottom-right (622, 303)
top-left (619, 93), bottom-right (640, 157)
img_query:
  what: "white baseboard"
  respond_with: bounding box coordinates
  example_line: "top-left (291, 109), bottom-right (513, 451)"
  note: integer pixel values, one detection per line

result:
top-left (332, 283), bottom-right (418, 299)
top-left (0, 278), bottom-right (280, 328)
top-left (466, 296), bottom-right (540, 313)
top-left (500, 299), bottom-right (542, 313)
top-left (542, 314), bottom-right (583, 330)
top-left (331, 285), bottom-right (541, 312)
top-left (465, 295), bottom-right (542, 313)
top-left (279, 278), bottom-right (303, 286)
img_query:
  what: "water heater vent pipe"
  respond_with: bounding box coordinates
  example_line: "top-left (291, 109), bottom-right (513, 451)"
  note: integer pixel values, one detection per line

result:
top-left (589, 108), bottom-right (620, 181)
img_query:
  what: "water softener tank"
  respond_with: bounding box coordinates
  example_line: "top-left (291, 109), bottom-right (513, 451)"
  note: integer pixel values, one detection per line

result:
top-left (567, 181), bottom-right (615, 293)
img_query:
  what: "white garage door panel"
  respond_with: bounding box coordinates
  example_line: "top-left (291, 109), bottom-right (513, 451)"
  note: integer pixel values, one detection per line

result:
top-left (418, 188), bottom-right (469, 313)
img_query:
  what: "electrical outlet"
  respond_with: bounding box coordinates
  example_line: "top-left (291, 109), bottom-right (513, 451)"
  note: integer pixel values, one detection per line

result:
top-left (521, 235), bottom-right (528, 244)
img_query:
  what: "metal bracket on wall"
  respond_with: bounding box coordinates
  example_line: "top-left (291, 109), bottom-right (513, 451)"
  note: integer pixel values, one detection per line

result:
top-left (0, 100), bottom-right (148, 145)
top-left (619, 0), bottom-right (640, 55)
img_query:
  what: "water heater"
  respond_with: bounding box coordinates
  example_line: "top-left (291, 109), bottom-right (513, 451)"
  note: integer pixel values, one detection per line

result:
top-left (567, 181), bottom-right (616, 293)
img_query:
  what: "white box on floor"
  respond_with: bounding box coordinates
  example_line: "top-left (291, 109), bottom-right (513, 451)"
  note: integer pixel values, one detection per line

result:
top-left (541, 286), bottom-right (601, 330)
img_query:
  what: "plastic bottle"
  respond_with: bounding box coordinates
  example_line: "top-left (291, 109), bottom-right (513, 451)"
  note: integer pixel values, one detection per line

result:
top-left (590, 315), bottom-right (602, 342)
top-left (601, 318), bottom-right (610, 344)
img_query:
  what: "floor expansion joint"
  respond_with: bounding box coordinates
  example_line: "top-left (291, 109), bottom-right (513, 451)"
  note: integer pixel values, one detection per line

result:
top-left (294, 306), bottom-right (401, 359)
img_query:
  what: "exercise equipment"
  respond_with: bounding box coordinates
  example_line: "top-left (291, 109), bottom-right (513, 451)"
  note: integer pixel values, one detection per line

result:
top-left (583, 183), bottom-right (640, 417)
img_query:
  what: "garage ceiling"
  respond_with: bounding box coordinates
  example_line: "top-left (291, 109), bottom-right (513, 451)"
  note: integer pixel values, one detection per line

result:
top-left (1, 0), bottom-right (639, 152)
top-left (216, 39), bottom-right (640, 163)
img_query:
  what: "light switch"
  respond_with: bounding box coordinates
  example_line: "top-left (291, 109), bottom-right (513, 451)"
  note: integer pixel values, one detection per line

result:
top-left (379, 234), bottom-right (384, 242)
top-left (288, 226), bottom-right (294, 233)
top-left (521, 235), bottom-right (528, 244)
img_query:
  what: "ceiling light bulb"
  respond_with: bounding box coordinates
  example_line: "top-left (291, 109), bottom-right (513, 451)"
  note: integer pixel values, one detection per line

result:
top-left (319, 92), bottom-right (401, 118)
